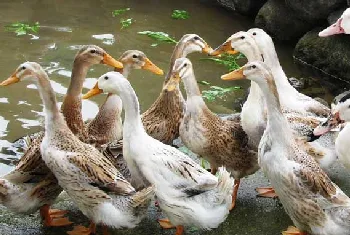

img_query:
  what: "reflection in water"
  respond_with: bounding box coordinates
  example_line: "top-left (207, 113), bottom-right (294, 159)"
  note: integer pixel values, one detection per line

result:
top-left (0, 98), bottom-right (9, 103)
top-left (17, 118), bottom-right (41, 129)
top-left (83, 78), bottom-right (97, 89)
top-left (0, 116), bottom-right (9, 138)
top-left (92, 34), bottom-right (115, 45)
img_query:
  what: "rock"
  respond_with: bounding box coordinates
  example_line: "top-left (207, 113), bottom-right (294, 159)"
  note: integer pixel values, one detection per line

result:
top-left (285, 0), bottom-right (346, 22)
top-left (294, 28), bottom-right (350, 83)
top-left (214, 0), bottom-right (236, 10)
top-left (232, 0), bottom-right (267, 16)
top-left (255, 0), bottom-right (314, 41)
top-left (288, 77), bottom-right (305, 89)
top-left (328, 6), bottom-right (349, 24)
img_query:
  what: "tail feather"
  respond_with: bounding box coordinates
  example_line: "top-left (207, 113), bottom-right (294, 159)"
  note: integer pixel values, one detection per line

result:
top-left (216, 167), bottom-right (234, 205)
top-left (131, 185), bottom-right (155, 208)
top-left (0, 179), bottom-right (9, 196)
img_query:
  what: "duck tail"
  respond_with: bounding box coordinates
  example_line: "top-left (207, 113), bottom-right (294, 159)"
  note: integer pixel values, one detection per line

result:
top-left (130, 185), bottom-right (155, 208)
top-left (0, 179), bottom-right (10, 198)
top-left (216, 167), bottom-right (234, 205)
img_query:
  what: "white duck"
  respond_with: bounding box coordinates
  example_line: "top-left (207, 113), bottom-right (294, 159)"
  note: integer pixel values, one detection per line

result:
top-left (319, 8), bottom-right (350, 36)
top-left (1, 62), bottom-right (154, 235)
top-left (84, 71), bottom-right (234, 235)
top-left (314, 91), bottom-right (350, 169)
top-left (222, 61), bottom-right (350, 235)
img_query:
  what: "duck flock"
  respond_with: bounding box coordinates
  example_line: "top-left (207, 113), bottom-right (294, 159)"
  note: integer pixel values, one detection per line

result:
top-left (1, 8), bottom-right (350, 235)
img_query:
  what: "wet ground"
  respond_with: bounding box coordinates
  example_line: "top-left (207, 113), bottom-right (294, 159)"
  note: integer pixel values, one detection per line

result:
top-left (0, 0), bottom-right (349, 235)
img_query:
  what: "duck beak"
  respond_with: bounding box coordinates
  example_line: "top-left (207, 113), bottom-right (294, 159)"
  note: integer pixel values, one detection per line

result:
top-left (142, 58), bottom-right (164, 75)
top-left (210, 41), bottom-right (238, 56)
top-left (82, 82), bottom-right (103, 99)
top-left (163, 72), bottom-right (181, 92)
top-left (202, 44), bottom-right (213, 54)
top-left (102, 53), bottom-right (124, 69)
top-left (0, 74), bottom-right (20, 86)
top-left (319, 18), bottom-right (344, 37)
top-left (221, 67), bottom-right (245, 81)
top-left (313, 112), bottom-right (343, 136)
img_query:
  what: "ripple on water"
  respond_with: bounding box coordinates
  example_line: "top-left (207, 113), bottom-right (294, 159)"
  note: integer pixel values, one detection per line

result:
top-left (0, 116), bottom-right (9, 138)
top-left (0, 98), bottom-right (9, 104)
top-left (83, 78), bottom-right (97, 89)
top-left (27, 80), bottom-right (67, 95)
top-left (92, 34), bottom-right (115, 45)
top-left (17, 118), bottom-right (41, 129)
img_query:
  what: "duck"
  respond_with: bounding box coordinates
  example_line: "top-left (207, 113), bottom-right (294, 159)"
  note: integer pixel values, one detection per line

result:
top-left (84, 71), bottom-right (234, 235)
top-left (165, 57), bottom-right (258, 209)
top-left (222, 61), bottom-right (350, 235)
top-left (141, 34), bottom-right (212, 145)
top-left (84, 49), bottom-right (164, 147)
top-left (313, 91), bottom-right (350, 170)
top-left (319, 8), bottom-right (350, 36)
top-left (0, 45), bottom-right (122, 227)
top-left (1, 62), bottom-right (154, 235)
top-left (210, 30), bottom-right (337, 171)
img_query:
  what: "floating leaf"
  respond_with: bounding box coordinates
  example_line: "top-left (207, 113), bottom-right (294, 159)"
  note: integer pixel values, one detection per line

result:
top-left (120, 18), bottom-right (134, 29)
top-left (198, 80), bottom-right (211, 85)
top-left (138, 31), bottom-right (178, 46)
top-left (171, 10), bottom-right (190, 20)
top-left (5, 22), bottom-right (40, 36)
top-left (112, 8), bottom-right (130, 17)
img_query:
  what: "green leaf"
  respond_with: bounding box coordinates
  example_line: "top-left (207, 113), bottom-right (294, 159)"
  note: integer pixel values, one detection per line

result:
top-left (138, 31), bottom-right (178, 45)
top-left (112, 8), bottom-right (130, 17)
top-left (120, 18), bottom-right (134, 29)
top-left (5, 22), bottom-right (40, 36)
top-left (202, 85), bottom-right (241, 102)
top-left (198, 80), bottom-right (210, 85)
top-left (171, 10), bottom-right (189, 20)
top-left (201, 53), bottom-right (245, 71)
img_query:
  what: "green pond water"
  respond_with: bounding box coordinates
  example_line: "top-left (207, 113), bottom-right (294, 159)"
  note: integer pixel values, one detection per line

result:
top-left (0, 1), bottom-right (349, 235)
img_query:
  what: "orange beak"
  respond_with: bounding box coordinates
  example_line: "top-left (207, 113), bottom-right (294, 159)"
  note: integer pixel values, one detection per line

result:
top-left (102, 53), bottom-right (123, 69)
top-left (142, 58), bottom-right (164, 75)
top-left (0, 74), bottom-right (20, 86)
top-left (221, 67), bottom-right (245, 81)
top-left (202, 44), bottom-right (213, 54)
top-left (210, 41), bottom-right (239, 56)
top-left (82, 82), bottom-right (103, 99)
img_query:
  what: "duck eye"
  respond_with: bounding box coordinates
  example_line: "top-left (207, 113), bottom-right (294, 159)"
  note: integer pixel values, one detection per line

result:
top-left (252, 65), bottom-right (256, 69)
top-left (240, 36), bottom-right (245, 39)
top-left (104, 76), bottom-right (109, 80)
top-left (252, 32), bottom-right (256, 36)
top-left (193, 36), bottom-right (199, 40)
top-left (90, 49), bottom-right (96, 54)
top-left (21, 66), bottom-right (26, 70)
top-left (132, 54), bottom-right (137, 58)
top-left (183, 63), bottom-right (187, 67)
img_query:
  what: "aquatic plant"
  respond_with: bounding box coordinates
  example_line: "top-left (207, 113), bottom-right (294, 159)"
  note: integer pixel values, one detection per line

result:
top-left (120, 18), bottom-right (134, 29)
top-left (138, 31), bottom-right (178, 47)
top-left (171, 10), bottom-right (190, 19)
top-left (202, 53), bottom-right (245, 71)
top-left (112, 8), bottom-right (130, 17)
top-left (5, 22), bottom-right (40, 36)
top-left (199, 81), bottom-right (241, 102)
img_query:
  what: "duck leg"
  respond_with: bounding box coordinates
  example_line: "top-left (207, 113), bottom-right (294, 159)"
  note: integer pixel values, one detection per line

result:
top-left (175, 225), bottom-right (184, 235)
top-left (40, 204), bottom-right (73, 227)
top-left (230, 179), bottom-right (240, 210)
top-left (282, 226), bottom-right (307, 235)
top-left (255, 187), bottom-right (278, 198)
top-left (67, 222), bottom-right (96, 235)
top-left (158, 218), bottom-right (176, 229)
top-left (102, 225), bottom-right (109, 235)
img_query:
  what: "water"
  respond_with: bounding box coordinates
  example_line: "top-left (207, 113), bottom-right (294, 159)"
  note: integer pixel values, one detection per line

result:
top-left (0, 1), bottom-right (349, 235)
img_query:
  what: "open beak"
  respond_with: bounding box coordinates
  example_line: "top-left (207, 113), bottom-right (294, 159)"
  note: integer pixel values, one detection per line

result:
top-left (142, 58), bottom-right (164, 75)
top-left (319, 18), bottom-right (344, 37)
top-left (102, 53), bottom-right (123, 69)
top-left (221, 67), bottom-right (245, 81)
top-left (82, 82), bottom-right (103, 99)
top-left (0, 74), bottom-right (20, 86)
top-left (202, 44), bottom-right (213, 54)
top-left (210, 41), bottom-right (239, 56)
top-left (163, 73), bottom-right (181, 92)
top-left (313, 112), bottom-right (343, 136)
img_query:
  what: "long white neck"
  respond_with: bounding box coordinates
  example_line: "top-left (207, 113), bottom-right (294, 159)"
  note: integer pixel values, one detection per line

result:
top-left (259, 40), bottom-right (296, 96)
top-left (182, 68), bottom-right (206, 112)
top-left (117, 81), bottom-right (146, 140)
top-left (35, 71), bottom-right (67, 134)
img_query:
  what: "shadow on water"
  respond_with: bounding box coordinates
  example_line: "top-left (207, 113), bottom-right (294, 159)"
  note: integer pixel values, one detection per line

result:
top-left (0, 0), bottom-right (349, 234)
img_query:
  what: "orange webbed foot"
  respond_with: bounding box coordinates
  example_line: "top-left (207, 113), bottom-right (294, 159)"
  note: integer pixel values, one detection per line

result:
top-left (282, 226), bottom-right (307, 235)
top-left (158, 218), bottom-right (176, 229)
top-left (40, 205), bottom-right (73, 227)
top-left (256, 187), bottom-right (278, 198)
top-left (67, 223), bottom-right (96, 235)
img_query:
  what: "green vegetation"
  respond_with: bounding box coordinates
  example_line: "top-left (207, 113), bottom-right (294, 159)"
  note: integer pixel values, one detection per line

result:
top-left (202, 53), bottom-right (245, 71)
top-left (5, 22), bottom-right (40, 36)
top-left (138, 31), bottom-right (178, 47)
top-left (199, 81), bottom-right (241, 102)
top-left (112, 8), bottom-right (130, 17)
top-left (120, 18), bottom-right (134, 29)
top-left (171, 10), bottom-right (190, 19)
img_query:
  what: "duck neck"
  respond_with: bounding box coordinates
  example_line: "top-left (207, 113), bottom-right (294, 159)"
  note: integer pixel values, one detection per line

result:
top-left (118, 81), bottom-right (146, 139)
top-left (259, 81), bottom-right (293, 144)
top-left (67, 59), bottom-right (90, 97)
top-left (35, 71), bottom-right (66, 133)
top-left (182, 69), bottom-right (206, 111)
